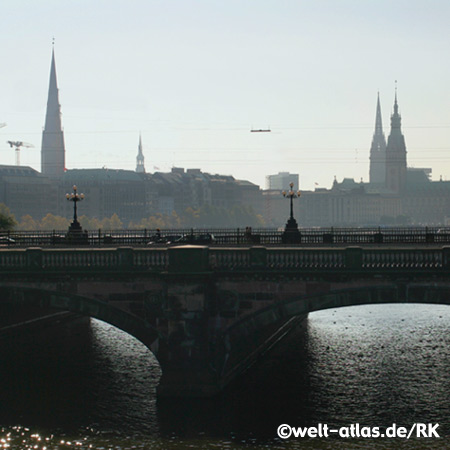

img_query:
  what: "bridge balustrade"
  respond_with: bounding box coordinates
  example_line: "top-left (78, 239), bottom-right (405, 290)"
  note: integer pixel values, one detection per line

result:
top-left (362, 249), bottom-right (442, 269)
top-left (0, 246), bottom-right (449, 273)
top-left (0, 251), bottom-right (26, 268)
top-left (41, 250), bottom-right (120, 268)
top-left (266, 249), bottom-right (345, 269)
top-left (133, 250), bottom-right (168, 268)
top-left (210, 249), bottom-right (251, 269)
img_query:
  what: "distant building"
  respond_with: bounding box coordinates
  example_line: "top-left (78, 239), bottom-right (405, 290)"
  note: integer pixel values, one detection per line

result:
top-left (0, 166), bottom-right (57, 219)
top-left (4, 47), bottom-right (450, 228)
top-left (61, 169), bottom-right (146, 224)
top-left (266, 172), bottom-right (299, 190)
top-left (290, 90), bottom-right (450, 227)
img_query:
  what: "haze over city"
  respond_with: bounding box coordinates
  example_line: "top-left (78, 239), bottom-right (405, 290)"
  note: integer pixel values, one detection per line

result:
top-left (1, 0), bottom-right (450, 190)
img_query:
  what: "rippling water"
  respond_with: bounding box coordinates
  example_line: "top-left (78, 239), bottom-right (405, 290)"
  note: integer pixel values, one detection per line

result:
top-left (1, 303), bottom-right (449, 449)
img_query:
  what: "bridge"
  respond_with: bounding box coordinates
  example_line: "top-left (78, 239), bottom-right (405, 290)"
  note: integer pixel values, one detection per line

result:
top-left (1, 244), bottom-right (450, 397)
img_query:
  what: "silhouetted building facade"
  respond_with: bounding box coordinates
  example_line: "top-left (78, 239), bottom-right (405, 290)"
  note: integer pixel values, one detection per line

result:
top-left (0, 166), bottom-right (57, 219)
top-left (4, 47), bottom-right (450, 228)
top-left (264, 91), bottom-right (450, 227)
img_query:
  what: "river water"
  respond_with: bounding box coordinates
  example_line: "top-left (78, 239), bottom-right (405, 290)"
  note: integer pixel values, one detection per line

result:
top-left (0, 303), bottom-right (449, 449)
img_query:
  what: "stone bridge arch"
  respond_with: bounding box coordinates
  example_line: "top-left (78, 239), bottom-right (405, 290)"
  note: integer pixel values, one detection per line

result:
top-left (217, 283), bottom-right (450, 388)
top-left (0, 284), bottom-right (159, 350)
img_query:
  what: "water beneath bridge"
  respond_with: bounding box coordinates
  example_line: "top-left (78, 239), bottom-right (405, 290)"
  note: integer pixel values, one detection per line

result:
top-left (0, 303), bottom-right (449, 449)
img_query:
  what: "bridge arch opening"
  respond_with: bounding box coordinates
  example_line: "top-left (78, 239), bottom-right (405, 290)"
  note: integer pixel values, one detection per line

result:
top-left (226, 303), bottom-right (450, 431)
top-left (0, 313), bottom-right (162, 430)
top-left (0, 284), bottom-right (160, 355)
top-left (222, 283), bottom-right (450, 345)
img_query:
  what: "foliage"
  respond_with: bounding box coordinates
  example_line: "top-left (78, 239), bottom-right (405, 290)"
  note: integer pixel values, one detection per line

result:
top-left (16, 205), bottom-right (265, 231)
top-left (101, 213), bottom-right (123, 231)
top-left (40, 214), bottom-right (70, 230)
top-left (18, 215), bottom-right (38, 231)
top-left (0, 203), bottom-right (17, 231)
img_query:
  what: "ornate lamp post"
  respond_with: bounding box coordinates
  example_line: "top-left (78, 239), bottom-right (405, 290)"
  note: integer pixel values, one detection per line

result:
top-left (282, 182), bottom-right (301, 243)
top-left (66, 185), bottom-right (85, 234)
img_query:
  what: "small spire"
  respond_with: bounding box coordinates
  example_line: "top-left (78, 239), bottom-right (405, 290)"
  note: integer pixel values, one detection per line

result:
top-left (136, 133), bottom-right (145, 173)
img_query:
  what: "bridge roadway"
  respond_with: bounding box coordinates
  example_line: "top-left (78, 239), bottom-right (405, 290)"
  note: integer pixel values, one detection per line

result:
top-left (1, 244), bottom-right (450, 397)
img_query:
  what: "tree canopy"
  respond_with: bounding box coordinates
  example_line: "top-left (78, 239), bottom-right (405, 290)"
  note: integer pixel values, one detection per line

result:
top-left (0, 204), bottom-right (17, 231)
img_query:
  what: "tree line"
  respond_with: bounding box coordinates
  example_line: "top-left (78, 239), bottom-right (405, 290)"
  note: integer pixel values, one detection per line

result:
top-left (0, 204), bottom-right (265, 231)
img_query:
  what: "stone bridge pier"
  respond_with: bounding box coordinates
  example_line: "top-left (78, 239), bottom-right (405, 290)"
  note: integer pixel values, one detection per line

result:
top-left (155, 247), bottom-right (306, 397)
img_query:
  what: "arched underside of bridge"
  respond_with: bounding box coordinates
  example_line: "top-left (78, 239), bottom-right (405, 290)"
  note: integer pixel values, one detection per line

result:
top-left (2, 281), bottom-right (449, 398)
top-left (0, 285), bottom-right (159, 350)
top-left (218, 283), bottom-right (450, 385)
top-left (226, 283), bottom-right (450, 339)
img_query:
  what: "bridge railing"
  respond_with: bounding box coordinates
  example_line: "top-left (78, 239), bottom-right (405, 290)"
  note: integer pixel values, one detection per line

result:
top-left (2, 226), bottom-right (450, 247)
top-left (0, 248), bottom-right (169, 271)
top-left (362, 248), bottom-right (443, 268)
top-left (0, 246), bottom-right (449, 272)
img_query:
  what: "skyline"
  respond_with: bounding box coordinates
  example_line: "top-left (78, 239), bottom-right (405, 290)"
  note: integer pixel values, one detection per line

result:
top-left (1, 1), bottom-right (450, 190)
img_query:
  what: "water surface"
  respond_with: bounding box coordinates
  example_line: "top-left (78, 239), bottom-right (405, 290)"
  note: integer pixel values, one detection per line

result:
top-left (0, 303), bottom-right (449, 449)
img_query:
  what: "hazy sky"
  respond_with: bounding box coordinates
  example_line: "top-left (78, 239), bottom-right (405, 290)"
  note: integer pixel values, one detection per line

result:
top-left (1, 0), bottom-right (450, 190)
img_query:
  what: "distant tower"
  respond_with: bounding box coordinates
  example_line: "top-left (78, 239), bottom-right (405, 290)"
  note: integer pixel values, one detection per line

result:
top-left (41, 46), bottom-right (65, 178)
top-left (369, 93), bottom-right (386, 184)
top-left (385, 85), bottom-right (407, 193)
top-left (136, 134), bottom-right (145, 173)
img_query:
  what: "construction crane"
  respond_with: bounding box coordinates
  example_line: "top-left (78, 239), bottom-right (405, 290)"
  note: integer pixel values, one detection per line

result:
top-left (7, 140), bottom-right (34, 166)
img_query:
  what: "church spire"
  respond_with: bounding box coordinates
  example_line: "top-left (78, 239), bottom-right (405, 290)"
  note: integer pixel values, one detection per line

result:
top-left (391, 81), bottom-right (401, 130)
top-left (41, 45), bottom-right (65, 178)
top-left (136, 133), bottom-right (145, 173)
top-left (369, 92), bottom-right (387, 184)
top-left (375, 92), bottom-right (383, 135)
top-left (385, 83), bottom-right (407, 193)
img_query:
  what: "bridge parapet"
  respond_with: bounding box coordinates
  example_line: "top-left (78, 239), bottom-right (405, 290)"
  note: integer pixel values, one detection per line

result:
top-left (0, 246), bottom-right (449, 273)
top-left (0, 247), bottom-right (169, 271)
top-left (362, 248), bottom-right (443, 269)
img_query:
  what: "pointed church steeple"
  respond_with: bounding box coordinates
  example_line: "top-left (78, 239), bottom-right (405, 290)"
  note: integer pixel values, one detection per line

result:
top-left (385, 83), bottom-right (407, 193)
top-left (136, 133), bottom-right (145, 173)
top-left (41, 45), bottom-right (65, 178)
top-left (369, 92), bottom-right (387, 184)
top-left (375, 92), bottom-right (383, 134)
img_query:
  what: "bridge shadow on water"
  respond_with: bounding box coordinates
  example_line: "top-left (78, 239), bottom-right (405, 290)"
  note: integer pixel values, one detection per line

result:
top-left (1, 303), bottom-right (449, 449)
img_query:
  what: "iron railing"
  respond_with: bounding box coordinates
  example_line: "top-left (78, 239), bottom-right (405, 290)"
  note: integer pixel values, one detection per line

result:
top-left (1, 227), bottom-right (450, 247)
